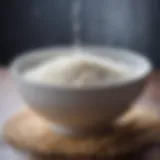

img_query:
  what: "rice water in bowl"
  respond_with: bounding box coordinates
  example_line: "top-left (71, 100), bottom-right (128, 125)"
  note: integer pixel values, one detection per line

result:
top-left (10, 46), bottom-right (152, 136)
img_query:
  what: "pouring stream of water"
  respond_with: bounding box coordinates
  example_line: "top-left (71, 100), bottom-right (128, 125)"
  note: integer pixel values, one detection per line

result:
top-left (72, 0), bottom-right (83, 53)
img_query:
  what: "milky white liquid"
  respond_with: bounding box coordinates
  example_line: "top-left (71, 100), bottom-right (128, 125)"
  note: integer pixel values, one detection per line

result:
top-left (24, 54), bottom-right (129, 87)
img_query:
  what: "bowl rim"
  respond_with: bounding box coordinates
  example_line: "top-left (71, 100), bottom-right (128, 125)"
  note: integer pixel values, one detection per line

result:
top-left (10, 45), bottom-right (153, 91)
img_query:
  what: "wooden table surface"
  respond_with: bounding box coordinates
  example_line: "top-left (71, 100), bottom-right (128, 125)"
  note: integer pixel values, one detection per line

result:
top-left (1, 68), bottom-right (160, 160)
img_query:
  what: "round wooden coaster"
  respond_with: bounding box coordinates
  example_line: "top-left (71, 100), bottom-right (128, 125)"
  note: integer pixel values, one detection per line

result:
top-left (3, 106), bottom-right (160, 157)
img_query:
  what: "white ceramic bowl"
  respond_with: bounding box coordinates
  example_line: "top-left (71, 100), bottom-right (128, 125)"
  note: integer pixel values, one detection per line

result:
top-left (10, 46), bottom-right (152, 136)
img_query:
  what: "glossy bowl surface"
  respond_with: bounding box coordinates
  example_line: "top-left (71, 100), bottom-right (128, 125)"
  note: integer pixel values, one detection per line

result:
top-left (10, 46), bottom-right (152, 135)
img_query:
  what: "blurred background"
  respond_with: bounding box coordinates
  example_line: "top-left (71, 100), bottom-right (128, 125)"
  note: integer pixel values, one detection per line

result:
top-left (0, 0), bottom-right (159, 67)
